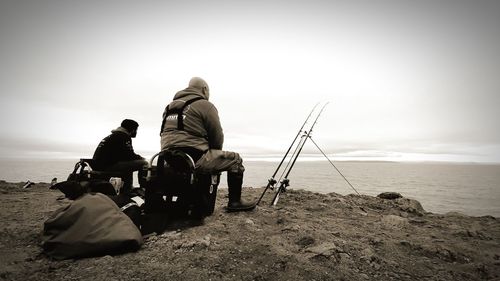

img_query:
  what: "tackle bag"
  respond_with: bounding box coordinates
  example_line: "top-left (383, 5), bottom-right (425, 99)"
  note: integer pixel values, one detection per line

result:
top-left (42, 193), bottom-right (143, 260)
top-left (53, 179), bottom-right (117, 200)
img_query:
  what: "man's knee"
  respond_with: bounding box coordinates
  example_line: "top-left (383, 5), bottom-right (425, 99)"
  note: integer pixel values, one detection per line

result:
top-left (225, 152), bottom-right (244, 174)
top-left (126, 159), bottom-right (148, 171)
top-left (136, 159), bottom-right (149, 169)
top-left (229, 155), bottom-right (244, 174)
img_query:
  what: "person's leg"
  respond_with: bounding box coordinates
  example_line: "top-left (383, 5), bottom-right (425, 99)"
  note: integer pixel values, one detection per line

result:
top-left (195, 150), bottom-right (244, 174)
top-left (196, 150), bottom-right (255, 211)
top-left (105, 159), bottom-right (148, 192)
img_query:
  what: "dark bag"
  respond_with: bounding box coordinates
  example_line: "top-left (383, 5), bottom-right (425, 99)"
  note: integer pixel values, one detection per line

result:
top-left (42, 193), bottom-right (143, 260)
top-left (108, 194), bottom-right (143, 228)
top-left (52, 181), bottom-right (88, 200)
top-left (53, 179), bottom-right (117, 200)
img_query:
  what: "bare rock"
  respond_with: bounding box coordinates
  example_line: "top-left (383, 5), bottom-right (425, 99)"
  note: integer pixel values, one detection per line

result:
top-left (381, 215), bottom-right (409, 228)
top-left (395, 198), bottom-right (426, 215)
top-left (377, 192), bottom-right (402, 199)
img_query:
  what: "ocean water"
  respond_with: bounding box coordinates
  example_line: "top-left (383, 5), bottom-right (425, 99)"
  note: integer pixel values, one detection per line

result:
top-left (1, 158), bottom-right (499, 217)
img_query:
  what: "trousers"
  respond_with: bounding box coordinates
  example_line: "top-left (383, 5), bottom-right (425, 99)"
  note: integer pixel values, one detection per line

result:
top-left (104, 159), bottom-right (148, 191)
top-left (195, 149), bottom-right (245, 174)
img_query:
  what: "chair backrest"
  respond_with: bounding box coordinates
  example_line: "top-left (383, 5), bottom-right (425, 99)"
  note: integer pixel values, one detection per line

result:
top-left (67, 159), bottom-right (124, 185)
top-left (153, 149), bottom-right (196, 194)
top-left (144, 149), bottom-right (220, 220)
top-left (159, 149), bottom-right (196, 174)
top-left (79, 158), bottom-right (96, 169)
top-left (67, 159), bottom-right (93, 182)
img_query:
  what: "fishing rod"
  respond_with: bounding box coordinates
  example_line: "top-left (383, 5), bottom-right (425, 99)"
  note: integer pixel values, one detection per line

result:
top-left (271, 102), bottom-right (329, 206)
top-left (275, 133), bottom-right (308, 187)
top-left (256, 103), bottom-right (320, 205)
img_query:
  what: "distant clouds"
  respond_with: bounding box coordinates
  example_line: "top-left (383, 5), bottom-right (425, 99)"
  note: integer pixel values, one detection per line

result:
top-left (0, 0), bottom-right (499, 162)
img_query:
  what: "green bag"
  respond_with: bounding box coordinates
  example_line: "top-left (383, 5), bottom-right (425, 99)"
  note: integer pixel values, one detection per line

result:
top-left (42, 193), bottom-right (143, 260)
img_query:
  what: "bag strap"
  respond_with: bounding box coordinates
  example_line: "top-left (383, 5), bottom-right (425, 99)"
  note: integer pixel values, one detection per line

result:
top-left (160, 97), bottom-right (204, 134)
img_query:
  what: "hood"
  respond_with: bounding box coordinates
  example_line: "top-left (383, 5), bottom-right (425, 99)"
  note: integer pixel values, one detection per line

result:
top-left (174, 87), bottom-right (207, 100)
top-left (169, 87), bottom-right (207, 110)
top-left (111, 127), bottom-right (130, 135)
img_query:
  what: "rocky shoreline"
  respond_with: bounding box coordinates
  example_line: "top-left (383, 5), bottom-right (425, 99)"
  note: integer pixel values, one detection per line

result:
top-left (0, 180), bottom-right (499, 280)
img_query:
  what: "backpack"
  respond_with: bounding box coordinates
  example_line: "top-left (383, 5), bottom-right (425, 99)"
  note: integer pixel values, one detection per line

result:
top-left (160, 97), bottom-right (204, 133)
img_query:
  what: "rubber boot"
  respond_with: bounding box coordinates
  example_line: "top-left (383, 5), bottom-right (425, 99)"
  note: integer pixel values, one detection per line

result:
top-left (227, 172), bottom-right (256, 212)
top-left (138, 166), bottom-right (148, 188)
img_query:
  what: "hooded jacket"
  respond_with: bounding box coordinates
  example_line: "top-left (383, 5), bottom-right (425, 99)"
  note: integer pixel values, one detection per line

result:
top-left (92, 127), bottom-right (143, 170)
top-left (160, 87), bottom-right (223, 152)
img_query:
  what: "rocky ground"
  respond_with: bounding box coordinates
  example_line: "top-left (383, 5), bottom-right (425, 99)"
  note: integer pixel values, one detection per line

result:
top-left (0, 180), bottom-right (499, 281)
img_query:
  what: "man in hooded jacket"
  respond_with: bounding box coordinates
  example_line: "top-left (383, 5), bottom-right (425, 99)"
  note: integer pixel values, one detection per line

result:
top-left (160, 77), bottom-right (255, 212)
top-left (93, 119), bottom-right (148, 193)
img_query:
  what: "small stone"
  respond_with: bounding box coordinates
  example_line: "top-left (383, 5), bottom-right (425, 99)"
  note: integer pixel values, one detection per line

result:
top-left (371, 262), bottom-right (381, 270)
top-left (370, 237), bottom-right (383, 246)
top-left (199, 235), bottom-right (211, 247)
top-left (359, 273), bottom-right (370, 280)
top-left (98, 255), bottom-right (114, 262)
top-left (282, 224), bottom-right (301, 232)
top-left (306, 242), bottom-right (340, 257)
top-left (339, 253), bottom-right (352, 264)
top-left (399, 240), bottom-right (411, 247)
top-left (296, 236), bottom-right (315, 247)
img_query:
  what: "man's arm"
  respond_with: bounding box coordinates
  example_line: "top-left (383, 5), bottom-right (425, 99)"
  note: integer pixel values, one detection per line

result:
top-left (118, 134), bottom-right (143, 160)
top-left (205, 105), bottom-right (224, 150)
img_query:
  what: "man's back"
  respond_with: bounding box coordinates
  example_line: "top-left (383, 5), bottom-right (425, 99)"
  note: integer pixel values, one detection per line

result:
top-left (93, 129), bottom-right (133, 169)
top-left (160, 86), bottom-right (223, 152)
top-left (92, 123), bottom-right (142, 169)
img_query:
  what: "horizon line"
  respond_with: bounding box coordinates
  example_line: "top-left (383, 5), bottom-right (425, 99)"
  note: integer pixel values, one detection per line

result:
top-left (0, 155), bottom-right (498, 165)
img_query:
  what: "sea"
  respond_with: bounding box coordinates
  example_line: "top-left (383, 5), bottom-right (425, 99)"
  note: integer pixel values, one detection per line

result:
top-left (1, 158), bottom-right (499, 217)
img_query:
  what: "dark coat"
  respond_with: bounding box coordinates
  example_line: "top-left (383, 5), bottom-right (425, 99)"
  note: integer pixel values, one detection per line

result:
top-left (92, 127), bottom-right (142, 170)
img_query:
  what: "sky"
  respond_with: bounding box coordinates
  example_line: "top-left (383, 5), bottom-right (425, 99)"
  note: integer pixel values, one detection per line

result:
top-left (1, 0), bottom-right (499, 162)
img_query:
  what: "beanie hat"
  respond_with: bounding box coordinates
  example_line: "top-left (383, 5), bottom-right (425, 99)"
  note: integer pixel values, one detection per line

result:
top-left (121, 119), bottom-right (139, 132)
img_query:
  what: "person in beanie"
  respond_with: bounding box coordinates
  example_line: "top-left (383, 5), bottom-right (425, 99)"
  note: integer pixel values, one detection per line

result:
top-left (160, 77), bottom-right (256, 212)
top-left (93, 119), bottom-right (148, 193)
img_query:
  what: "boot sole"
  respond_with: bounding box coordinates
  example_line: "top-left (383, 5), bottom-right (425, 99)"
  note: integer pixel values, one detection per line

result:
top-left (225, 203), bottom-right (257, 213)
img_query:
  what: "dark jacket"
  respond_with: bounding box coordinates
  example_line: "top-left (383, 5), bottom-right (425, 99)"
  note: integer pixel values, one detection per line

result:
top-left (160, 87), bottom-right (224, 152)
top-left (92, 127), bottom-right (143, 170)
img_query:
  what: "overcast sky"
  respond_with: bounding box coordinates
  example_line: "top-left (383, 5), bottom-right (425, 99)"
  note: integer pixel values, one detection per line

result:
top-left (1, 0), bottom-right (499, 162)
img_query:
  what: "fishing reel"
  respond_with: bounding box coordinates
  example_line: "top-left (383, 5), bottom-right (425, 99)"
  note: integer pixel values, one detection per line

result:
top-left (267, 178), bottom-right (277, 189)
top-left (279, 179), bottom-right (290, 192)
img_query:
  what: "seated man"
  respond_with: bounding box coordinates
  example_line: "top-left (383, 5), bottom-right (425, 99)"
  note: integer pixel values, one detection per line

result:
top-left (92, 119), bottom-right (148, 193)
top-left (160, 77), bottom-right (255, 212)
